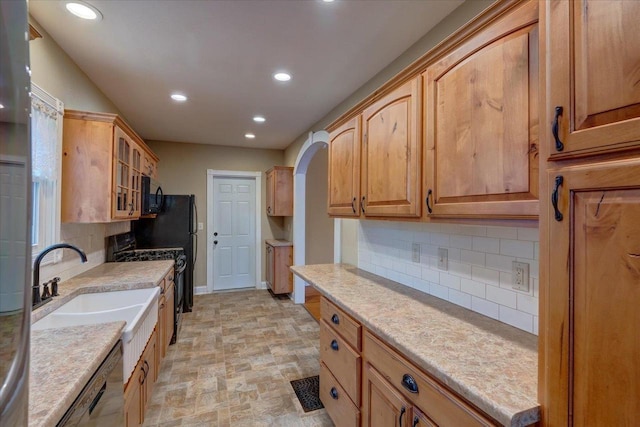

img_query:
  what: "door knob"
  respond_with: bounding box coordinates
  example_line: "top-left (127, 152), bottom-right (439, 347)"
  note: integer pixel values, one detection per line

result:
top-left (213, 240), bottom-right (218, 245)
top-left (214, 232), bottom-right (218, 236)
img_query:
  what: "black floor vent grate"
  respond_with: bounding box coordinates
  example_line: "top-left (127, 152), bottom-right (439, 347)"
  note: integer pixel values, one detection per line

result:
top-left (290, 375), bottom-right (324, 413)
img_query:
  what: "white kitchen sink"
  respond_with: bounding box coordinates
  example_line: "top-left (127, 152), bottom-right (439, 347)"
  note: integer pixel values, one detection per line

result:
top-left (32, 287), bottom-right (160, 382)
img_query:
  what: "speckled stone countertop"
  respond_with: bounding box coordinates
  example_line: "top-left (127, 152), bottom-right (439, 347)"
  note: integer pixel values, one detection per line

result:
top-left (29, 322), bottom-right (125, 427)
top-left (31, 260), bottom-right (174, 323)
top-left (29, 260), bottom-right (172, 426)
top-left (291, 264), bottom-right (539, 427)
top-left (265, 239), bottom-right (293, 247)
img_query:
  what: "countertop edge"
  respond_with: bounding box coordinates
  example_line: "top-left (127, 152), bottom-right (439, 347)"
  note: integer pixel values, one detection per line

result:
top-left (291, 265), bottom-right (540, 427)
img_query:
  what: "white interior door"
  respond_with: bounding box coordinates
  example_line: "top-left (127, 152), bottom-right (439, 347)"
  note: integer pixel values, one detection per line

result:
top-left (212, 177), bottom-right (256, 290)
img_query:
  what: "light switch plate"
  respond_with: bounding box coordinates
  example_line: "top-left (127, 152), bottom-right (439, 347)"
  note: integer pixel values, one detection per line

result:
top-left (198, 222), bottom-right (204, 230)
top-left (512, 261), bottom-right (530, 292)
top-left (412, 243), bottom-right (420, 263)
top-left (437, 248), bottom-right (448, 271)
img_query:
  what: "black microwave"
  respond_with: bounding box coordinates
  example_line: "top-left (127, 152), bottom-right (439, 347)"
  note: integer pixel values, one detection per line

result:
top-left (141, 176), bottom-right (164, 215)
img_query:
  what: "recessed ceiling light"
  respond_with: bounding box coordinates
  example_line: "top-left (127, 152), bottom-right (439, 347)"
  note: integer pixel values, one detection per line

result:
top-left (273, 72), bottom-right (291, 82)
top-left (253, 116), bottom-right (266, 123)
top-left (245, 133), bottom-right (256, 139)
top-left (65, 1), bottom-right (102, 21)
top-left (323, 0), bottom-right (335, 2)
top-left (170, 93), bottom-right (187, 102)
top-left (0, 104), bottom-right (4, 109)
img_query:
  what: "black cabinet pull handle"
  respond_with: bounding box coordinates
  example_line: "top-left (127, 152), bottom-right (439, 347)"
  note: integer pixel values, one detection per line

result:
top-left (553, 106), bottom-right (564, 152)
top-left (426, 189), bottom-right (433, 214)
top-left (401, 374), bottom-right (419, 393)
top-left (143, 361), bottom-right (150, 381)
top-left (331, 313), bottom-right (339, 324)
top-left (330, 387), bottom-right (338, 399)
top-left (399, 406), bottom-right (406, 427)
top-left (330, 339), bottom-right (339, 351)
top-left (412, 416), bottom-right (419, 427)
top-left (552, 175), bottom-right (564, 222)
top-left (361, 196), bottom-right (366, 214)
top-left (351, 197), bottom-right (356, 214)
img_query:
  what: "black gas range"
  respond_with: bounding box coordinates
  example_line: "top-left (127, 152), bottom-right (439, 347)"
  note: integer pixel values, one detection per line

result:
top-left (107, 232), bottom-right (185, 344)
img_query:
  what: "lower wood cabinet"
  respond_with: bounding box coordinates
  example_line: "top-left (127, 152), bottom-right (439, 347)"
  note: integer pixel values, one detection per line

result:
top-left (265, 240), bottom-right (293, 294)
top-left (363, 331), bottom-right (496, 427)
top-left (157, 271), bottom-right (175, 361)
top-left (124, 328), bottom-right (157, 427)
top-left (320, 363), bottom-right (361, 427)
top-left (363, 364), bottom-right (412, 427)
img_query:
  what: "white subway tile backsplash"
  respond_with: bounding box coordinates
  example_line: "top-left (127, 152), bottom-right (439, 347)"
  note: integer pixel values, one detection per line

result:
top-left (448, 260), bottom-right (472, 279)
top-left (499, 306), bottom-right (534, 333)
top-left (448, 289), bottom-right (471, 309)
top-left (486, 285), bottom-right (517, 309)
top-left (429, 283), bottom-right (449, 300)
top-left (472, 236), bottom-right (500, 254)
top-left (517, 227), bottom-right (539, 241)
top-left (471, 297), bottom-right (500, 319)
top-left (359, 221), bottom-right (539, 334)
top-left (440, 273), bottom-right (461, 290)
top-left (487, 226), bottom-right (518, 239)
top-left (517, 293), bottom-right (539, 316)
top-left (471, 266), bottom-right (500, 286)
top-left (486, 254), bottom-right (516, 272)
top-left (450, 235), bottom-right (473, 250)
top-left (460, 250), bottom-right (486, 267)
top-left (500, 239), bottom-right (534, 259)
top-left (460, 278), bottom-right (486, 298)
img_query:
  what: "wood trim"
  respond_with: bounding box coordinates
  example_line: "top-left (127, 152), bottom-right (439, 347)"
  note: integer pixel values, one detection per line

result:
top-left (28, 24), bottom-right (42, 41)
top-left (325, 0), bottom-right (531, 133)
top-left (64, 109), bottom-right (158, 160)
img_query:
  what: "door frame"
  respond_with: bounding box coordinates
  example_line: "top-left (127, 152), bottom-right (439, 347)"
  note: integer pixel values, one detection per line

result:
top-left (206, 170), bottom-right (262, 293)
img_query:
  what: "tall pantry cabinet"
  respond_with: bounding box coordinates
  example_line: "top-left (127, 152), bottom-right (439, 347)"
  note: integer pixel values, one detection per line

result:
top-left (540, 1), bottom-right (640, 425)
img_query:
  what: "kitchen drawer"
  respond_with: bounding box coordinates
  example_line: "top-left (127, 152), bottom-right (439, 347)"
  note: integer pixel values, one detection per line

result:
top-left (320, 321), bottom-right (361, 406)
top-left (321, 297), bottom-right (361, 351)
top-left (364, 331), bottom-right (496, 427)
top-left (320, 362), bottom-right (360, 427)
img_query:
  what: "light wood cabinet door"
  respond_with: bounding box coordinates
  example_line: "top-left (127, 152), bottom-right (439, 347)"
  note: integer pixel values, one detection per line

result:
top-left (542, 159), bottom-right (640, 426)
top-left (328, 116), bottom-right (361, 217)
top-left (124, 364), bottom-right (144, 427)
top-left (265, 243), bottom-right (293, 294)
top-left (363, 364), bottom-right (412, 427)
top-left (265, 167), bottom-right (293, 216)
top-left (164, 281), bottom-right (175, 356)
top-left (546, 0), bottom-right (640, 159)
top-left (423, 1), bottom-right (539, 219)
top-left (362, 77), bottom-right (421, 218)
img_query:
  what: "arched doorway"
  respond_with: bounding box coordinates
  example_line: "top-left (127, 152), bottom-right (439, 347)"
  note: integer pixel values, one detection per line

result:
top-left (292, 131), bottom-right (339, 303)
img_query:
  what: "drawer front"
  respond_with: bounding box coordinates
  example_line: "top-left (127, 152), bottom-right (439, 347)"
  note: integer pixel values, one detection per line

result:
top-left (364, 331), bottom-right (496, 427)
top-left (320, 362), bottom-right (360, 427)
top-left (321, 297), bottom-right (362, 351)
top-left (320, 321), bottom-right (361, 406)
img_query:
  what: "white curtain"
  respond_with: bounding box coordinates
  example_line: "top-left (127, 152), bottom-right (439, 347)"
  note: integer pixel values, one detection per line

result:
top-left (31, 95), bottom-right (59, 180)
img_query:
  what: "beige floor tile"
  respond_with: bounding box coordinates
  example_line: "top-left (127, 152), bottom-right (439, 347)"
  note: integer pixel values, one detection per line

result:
top-left (143, 289), bottom-right (333, 427)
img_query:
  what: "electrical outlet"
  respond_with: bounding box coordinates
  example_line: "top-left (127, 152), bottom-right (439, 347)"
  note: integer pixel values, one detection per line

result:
top-left (412, 243), bottom-right (420, 263)
top-left (437, 248), bottom-right (448, 271)
top-left (512, 261), bottom-right (530, 292)
top-left (198, 222), bottom-right (204, 230)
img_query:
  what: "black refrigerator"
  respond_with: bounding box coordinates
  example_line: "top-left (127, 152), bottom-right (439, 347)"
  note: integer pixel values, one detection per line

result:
top-left (134, 195), bottom-right (197, 312)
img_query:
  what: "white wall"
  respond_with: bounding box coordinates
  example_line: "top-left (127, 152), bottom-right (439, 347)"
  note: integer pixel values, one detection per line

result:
top-left (358, 221), bottom-right (539, 334)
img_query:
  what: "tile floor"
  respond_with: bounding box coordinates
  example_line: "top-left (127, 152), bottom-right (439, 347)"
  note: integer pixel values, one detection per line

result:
top-left (142, 289), bottom-right (333, 426)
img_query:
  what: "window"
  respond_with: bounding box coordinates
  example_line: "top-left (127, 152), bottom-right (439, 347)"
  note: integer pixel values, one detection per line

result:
top-left (30, 83), bottom-right (63, 264)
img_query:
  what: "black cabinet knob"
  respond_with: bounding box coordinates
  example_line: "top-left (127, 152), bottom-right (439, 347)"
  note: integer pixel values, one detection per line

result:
top-left (329, 387), bottom-right (338, 399)
top-left (330, 339), bottom-right (339, 351)
top-left (331, 314), bottom-right (339, 325)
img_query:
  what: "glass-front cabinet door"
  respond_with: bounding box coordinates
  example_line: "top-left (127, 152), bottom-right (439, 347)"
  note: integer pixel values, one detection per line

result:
top-left (113, 126), bottom-right (133, 219)
top-left (130, 143), bottom-right (142, 217)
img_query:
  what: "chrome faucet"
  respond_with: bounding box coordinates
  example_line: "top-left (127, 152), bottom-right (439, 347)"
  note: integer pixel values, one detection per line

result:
top-left (32, 243), bottom-right (88, 307)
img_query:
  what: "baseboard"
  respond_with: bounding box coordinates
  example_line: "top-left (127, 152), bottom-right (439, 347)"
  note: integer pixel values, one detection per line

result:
top-left (257, 281), bottom-right (267, 290)
top-left (194, 285), bottom-right (208, 295)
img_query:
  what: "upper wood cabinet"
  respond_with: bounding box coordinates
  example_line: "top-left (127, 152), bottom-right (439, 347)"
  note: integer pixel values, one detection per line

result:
top-left (265, 166), bottom-right (293, 216)
top-left (62, 110), bottom-right (157, 223)
top-left (547, 0), bottom-right (640, 159)
top-left (423, 1), bottom-right (539, 219)
top-left (361, 77), bottom-right (421, 218)
top-left (142, 149), bottom-right (159, 179)
top-left (542, 158), bottom-right (640, 426)
top-left (327, 116), bottom-right (361, 217)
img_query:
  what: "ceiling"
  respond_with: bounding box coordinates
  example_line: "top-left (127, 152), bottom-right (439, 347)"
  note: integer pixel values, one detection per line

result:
top-left (29, 0), bottom-right (464, 150)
